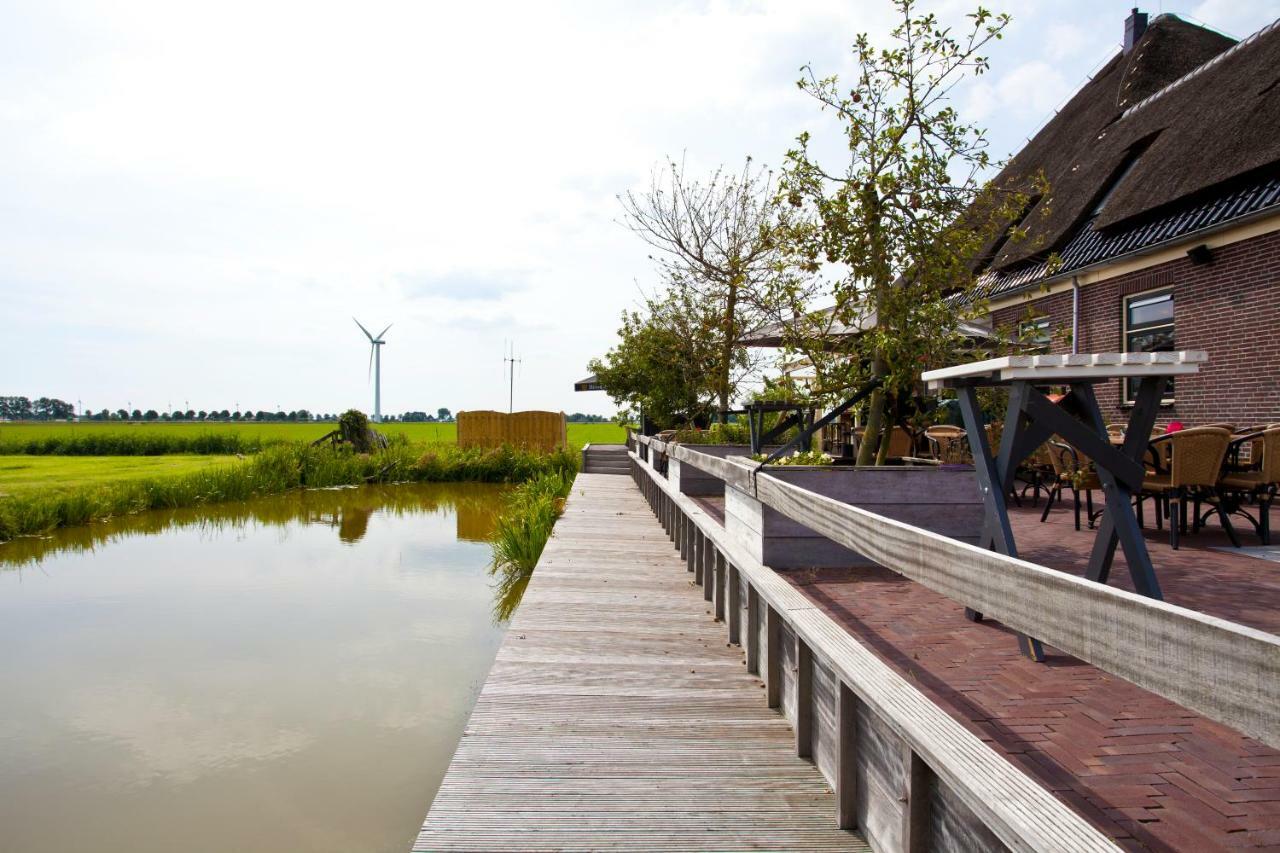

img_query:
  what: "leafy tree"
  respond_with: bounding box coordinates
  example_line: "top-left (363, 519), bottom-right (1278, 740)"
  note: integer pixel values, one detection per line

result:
top-left (0, 397), bottom-right (33, 420)
top-left (589, 284), bottom-right (726, 429)
top-left (774, 0), bottom-right (1043, 463)
top-left (437, 407), bottom-right (451, 422)
top-left (143, 409), bottom-right (159, 421)
top-left (619, 157), bottom-right (780, 421)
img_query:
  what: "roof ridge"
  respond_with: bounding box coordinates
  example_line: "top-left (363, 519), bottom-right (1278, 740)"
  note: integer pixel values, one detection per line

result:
top-left (1121, 16), bottom-right (1279, 119)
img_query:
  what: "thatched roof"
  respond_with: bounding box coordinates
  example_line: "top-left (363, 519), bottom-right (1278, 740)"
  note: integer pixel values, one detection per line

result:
top-left (983, 13), bottom-right (1279, 272)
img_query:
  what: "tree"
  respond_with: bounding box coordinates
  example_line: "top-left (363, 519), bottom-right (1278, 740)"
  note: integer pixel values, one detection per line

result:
top-left (775, 0), bottom-right (1042, 463)
top-left (143, 409), bottom-right (159, 421)
top-left (437, 407), bottom-right (451, 422)
top-left (619, 157), bottom-right (781, 421)
top-left (589, 285), bottom-right (726, 429)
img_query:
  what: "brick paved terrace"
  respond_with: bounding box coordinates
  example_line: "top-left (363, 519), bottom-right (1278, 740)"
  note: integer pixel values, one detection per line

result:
top-left (692, 495), bottom-right (1280, 851)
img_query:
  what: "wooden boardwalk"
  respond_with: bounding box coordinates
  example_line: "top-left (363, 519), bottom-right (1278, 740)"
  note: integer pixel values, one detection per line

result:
top-left (416, 473), bottom-right (866, 852)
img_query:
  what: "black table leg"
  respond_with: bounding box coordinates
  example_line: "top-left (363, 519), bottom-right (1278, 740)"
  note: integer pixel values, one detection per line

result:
top-left (1074, 379), bottom-right (1166, 599)
top-left (956, 384), bottom-right (1045, 661)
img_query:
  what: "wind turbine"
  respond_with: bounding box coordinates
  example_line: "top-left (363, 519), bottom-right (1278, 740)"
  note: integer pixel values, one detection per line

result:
top-left (354, 318), bottom-right (393, 422)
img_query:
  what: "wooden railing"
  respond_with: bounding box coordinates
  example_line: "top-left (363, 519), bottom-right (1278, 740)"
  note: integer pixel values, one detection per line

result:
top-left (627, 433), bottom-right (1280, 852)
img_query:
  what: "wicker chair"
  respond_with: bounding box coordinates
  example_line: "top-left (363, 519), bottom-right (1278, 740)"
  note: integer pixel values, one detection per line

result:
top-left (1040, 440), bottom-right (1103, 531)
top-left (1216, 427), bottom-right (1280, 545)
top-left (925, 425), bottom-right (970, 464)
top-left (1140, 427), bottom-right (1236, 549)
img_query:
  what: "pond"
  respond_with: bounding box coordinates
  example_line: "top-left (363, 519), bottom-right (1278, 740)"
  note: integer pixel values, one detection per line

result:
top-left (0, 482), bottom-right (509, 853)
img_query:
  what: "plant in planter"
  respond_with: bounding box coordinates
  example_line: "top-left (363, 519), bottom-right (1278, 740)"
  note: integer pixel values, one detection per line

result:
top-left (752, 450), bottom-right (833, 466)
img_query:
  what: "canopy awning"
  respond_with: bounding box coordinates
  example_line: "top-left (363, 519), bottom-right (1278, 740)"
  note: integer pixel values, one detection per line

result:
top-left (743, 306), bottom-right (992, 348)
top-left (574, 374), bottom-right (604, 392)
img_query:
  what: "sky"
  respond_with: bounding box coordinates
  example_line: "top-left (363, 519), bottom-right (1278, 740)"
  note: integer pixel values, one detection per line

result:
top-left (2, 0), bottom-right (1277, 417)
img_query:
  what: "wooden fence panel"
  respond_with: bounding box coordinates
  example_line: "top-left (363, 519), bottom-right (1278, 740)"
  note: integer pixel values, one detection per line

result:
top-left (457, 410), bottom-right (567, 451)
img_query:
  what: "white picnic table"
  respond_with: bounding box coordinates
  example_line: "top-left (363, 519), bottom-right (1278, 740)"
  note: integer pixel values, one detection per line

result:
top-left (921, 351), bottom-right (1208, 661)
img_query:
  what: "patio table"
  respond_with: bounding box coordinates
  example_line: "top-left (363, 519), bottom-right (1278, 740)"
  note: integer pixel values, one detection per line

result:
top-left (923, 351), bottom-right (1208, 660)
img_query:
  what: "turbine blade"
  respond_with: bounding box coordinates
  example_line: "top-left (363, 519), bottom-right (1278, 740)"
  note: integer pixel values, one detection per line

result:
top-left (353, 317), bottom-right (374, 341)
top-left (368, 344), bottom-right (374, 380)
top-left (376, 323), bottom-right (392, 340)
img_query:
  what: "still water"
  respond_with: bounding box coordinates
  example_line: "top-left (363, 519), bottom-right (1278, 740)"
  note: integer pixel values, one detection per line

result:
top-left (0, 483), bottom-right (509, 853)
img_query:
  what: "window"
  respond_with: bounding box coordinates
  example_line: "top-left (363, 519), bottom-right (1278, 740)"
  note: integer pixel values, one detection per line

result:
top-left (1020, 318), bottom-right (1051, 354)
top-left (1123, 289), bottom-right (1175, 403)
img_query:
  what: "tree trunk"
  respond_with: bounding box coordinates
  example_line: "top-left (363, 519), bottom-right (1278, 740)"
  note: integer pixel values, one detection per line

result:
top-left (856, 359), bottom-right (887, 465)
top-left (717, 277), bottom-right (740, 425)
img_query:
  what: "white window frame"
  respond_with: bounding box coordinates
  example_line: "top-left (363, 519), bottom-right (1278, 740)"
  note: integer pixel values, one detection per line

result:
top-left (1020, 318), bottom-right (1051, 354)
top-left (1122, 286), bottom-right (1176, 405)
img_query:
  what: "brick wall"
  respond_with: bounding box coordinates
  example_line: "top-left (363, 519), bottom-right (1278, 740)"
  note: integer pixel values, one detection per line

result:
top-left (990, 228), bottom-right (1280, 428)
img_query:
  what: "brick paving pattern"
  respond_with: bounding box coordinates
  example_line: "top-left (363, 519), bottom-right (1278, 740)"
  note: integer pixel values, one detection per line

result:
top-left (691, 494), bottom-right (1280, 851)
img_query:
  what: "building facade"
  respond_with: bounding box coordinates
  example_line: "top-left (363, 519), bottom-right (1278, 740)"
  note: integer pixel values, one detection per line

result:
top-left (968, 11), bottom-right (1280, 428)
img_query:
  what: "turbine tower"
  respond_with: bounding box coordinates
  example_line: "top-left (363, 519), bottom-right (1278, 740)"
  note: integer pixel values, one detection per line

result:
top-left (354, 318), bottom-right (392, 422)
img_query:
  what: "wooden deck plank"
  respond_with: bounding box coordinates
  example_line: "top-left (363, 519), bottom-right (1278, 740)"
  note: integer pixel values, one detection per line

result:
top-left (415, 473), bottom-right (866, 852)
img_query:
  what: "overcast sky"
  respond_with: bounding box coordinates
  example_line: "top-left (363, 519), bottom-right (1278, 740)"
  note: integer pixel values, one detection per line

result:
top-left (3, 0), bottom-right (1277, 417)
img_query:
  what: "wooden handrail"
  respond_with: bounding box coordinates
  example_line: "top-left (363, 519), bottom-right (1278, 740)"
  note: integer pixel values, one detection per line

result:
top-left (668, 444), bottom-right (1280, 748)
top-left (629, 449), bottom-right (1118, 852)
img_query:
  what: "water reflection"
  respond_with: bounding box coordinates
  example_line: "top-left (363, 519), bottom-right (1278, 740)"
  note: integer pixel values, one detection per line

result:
top-left (0, 483), bottom-right (508, 853)
top-left (0, 481), bottom-right (504, 567)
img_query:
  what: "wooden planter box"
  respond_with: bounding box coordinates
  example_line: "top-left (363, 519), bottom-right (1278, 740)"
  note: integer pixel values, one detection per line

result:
top-left (726, 464), bottom-right (984, 569)
top-left (668, 445), bottom-right (779, 496)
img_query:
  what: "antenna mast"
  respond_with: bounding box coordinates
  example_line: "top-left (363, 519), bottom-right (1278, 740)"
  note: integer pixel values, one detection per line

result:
top-left (504, 342), bottom-right (522, 414)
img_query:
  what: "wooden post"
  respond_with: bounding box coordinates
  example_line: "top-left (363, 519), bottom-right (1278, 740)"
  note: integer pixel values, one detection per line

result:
top-left (901, 746), bottom-right (930, 853)
top-left (703, 541), bottom-right (714, 602)
top-left (727, 563), bottom-right (741, 645)
top-left (678, 512), bottom-right (687, 559)
top-left (746, 584), bottom-right (760, 675)
top-left (836, 683), bottom-right (858, 830)
top-left (692, 528), bottom-right (702, 579)
top-left (766, 605), bottom-right (781, 709)
top-left (713, 550), bottom-right (726, 620)
top-left (796, 638), bottom-right (813, 758)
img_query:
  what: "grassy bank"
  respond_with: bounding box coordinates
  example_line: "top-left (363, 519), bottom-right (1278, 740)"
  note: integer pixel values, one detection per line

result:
top-left (0, 421), bottom-right (626, 454)
top-left (488, 471), bottom-right (574, 620)
top-left (0, 443), bottom-right (577, 542)
top-left (0, 455), bottom-right (242, 496)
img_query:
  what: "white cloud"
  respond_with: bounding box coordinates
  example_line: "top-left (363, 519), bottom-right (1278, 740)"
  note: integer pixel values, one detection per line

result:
top-left (2, 0), bottom-right (1278, 414)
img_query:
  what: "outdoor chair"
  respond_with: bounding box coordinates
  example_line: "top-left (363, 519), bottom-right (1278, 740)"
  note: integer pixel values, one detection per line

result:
top-left (925, 425), bottom-right (970, 464)
top-left (1140, 426), bottom-right (1237, 549)
top-left (1040, 440), bottom-right (1103, 531)
top-left (1018, 442), bottom-right (1055, 506)
top-left (1214, 426), bottom-right (1280, 545)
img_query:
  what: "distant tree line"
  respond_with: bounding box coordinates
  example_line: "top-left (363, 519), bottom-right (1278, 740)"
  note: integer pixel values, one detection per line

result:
top-left (0, 396), bottom-right (465, 423)
top-left (0, 398), bottom-right (620, 424)
top-left (0, 397), bottom-right (75, 420)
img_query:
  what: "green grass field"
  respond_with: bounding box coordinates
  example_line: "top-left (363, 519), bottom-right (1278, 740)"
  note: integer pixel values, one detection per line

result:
top-left (0, 455), bottom-right (242, 496)
top-left (0, 421), bottom-right (626, 450)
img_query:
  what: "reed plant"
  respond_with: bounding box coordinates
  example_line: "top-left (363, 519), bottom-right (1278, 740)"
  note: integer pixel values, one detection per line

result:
top-left (0, 442), bottom-right (578, 542)
top-left (0, 432), bottom-right (270, 456)
top-left (488, 470), bottom-right (574, 621)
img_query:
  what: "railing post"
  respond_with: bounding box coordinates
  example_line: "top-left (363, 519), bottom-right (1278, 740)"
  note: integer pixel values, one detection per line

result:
top-left (690, 527), bottom-right (701, 578)
top-left (796, 638), bottom-right (813, 758)
top-left (746, 584), bottom-right (760, 675)
top-left (727, 563), bottom-right (740, 644)
top-left (901, 746), bottom-right (931, 852)
top-left (713, 550), bottom-right (726, 618)
top-left (836, 683), bottom-right (859, 830)
top-left (766, 605), bottom-right (781, 709)
top-left (702, 541), bottom-right (714, 602)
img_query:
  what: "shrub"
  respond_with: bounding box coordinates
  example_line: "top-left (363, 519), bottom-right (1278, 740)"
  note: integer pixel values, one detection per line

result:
top-left (488, 470), bottom-right (573, 621)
